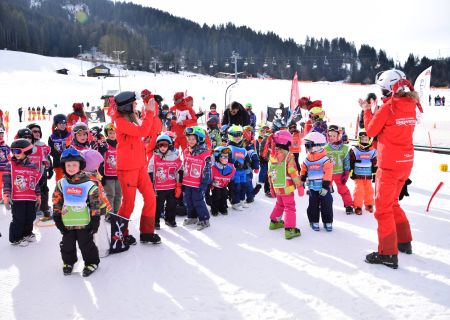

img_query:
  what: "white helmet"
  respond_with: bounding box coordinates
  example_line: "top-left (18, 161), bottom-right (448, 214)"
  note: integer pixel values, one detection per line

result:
top-left (375, 69), bottom-right (406, 97)
top-left (303, 131), bottom-right (326, 153)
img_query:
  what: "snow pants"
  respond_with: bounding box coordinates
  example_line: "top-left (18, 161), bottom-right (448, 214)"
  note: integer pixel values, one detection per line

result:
top-left (374, 167), bottom-right (412, 255)
top-left (245, 172), bottom-right (255, 202)
top-left (39, 177), bottom-right (50, 213)
top-left (332, 173), bottom-right (353, 207)
top-left (231, 169), bottom-right (246, 204)
top-left (183, 186), bottom-right (210, 221)
top-left (307, 189), bottom-right (333, 224)
top-left (103, 178), bottom-right (122, 214)
top-left (211, 187), bottom-right (228, 214)
top-left (9, 201), bottom-right (36, 243)
top-left (117, 167), bottom-right (156, 235)
top-left (353, 179), bottom-right (374, 208)
top-left (60, 229), bottom-right (100, 266)
top-left (156, 189), bottom-right (177, 224)
top-left (270, 193), bottom-right (297, 228)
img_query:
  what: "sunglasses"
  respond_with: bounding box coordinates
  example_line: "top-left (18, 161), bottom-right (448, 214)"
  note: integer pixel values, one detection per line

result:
top-left (61, 148), bottom-right (81, 158)
top-left (229, 132), bottom-right (243, 137)
top-left (157, 142), bottom-right (170, 148)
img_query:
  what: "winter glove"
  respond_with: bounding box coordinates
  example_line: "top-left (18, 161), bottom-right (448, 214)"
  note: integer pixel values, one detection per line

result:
top-left (399, 178), bottom-right (412, 201)
top-left (47, 169), bottom-right (54, 180)
top-left (35, 196), bottom-right (41, 210)
top-left (341, 171), bottom-right (349, 184)
top-left (175, 182), bottom-right (183, 199)
top-left (297, 184), bottom-right (305, 197)
top-left (253, 169), bottom-right (259, 174)
top-left (86, 216), bottom-right (100, 235)
top-left (350, 170), bottom-right (355, 180)
top-left (234, 160), bottom-right (244, 169)
top-left (270, 188), bottom-right (276, 198)
top-left (53, 215), bottom-right (69, 235)
top-left (318, 188), bottom-right (328, 196)
top-left (3, 194), bottom-right (12, 210)
top-left (372, 174), bottom-right (376, 183)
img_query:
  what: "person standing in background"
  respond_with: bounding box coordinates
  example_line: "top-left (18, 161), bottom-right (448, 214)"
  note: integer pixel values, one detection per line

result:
top-left (18, 107), bottom-right (23, 123)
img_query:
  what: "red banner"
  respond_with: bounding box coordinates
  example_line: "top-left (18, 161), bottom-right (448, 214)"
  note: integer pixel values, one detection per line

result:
top-left (290, 72), bottom-right (300, 111)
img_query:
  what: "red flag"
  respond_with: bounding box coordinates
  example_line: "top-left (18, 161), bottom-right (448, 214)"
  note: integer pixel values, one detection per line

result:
top-left (290, 72), bottom-right (300, 111)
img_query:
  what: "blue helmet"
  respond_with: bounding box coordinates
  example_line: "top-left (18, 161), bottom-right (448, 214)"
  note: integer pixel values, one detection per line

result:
top-left (213, 146), bottom-right (232, 161)
top-left (156, 134), bottom-right (173, 145)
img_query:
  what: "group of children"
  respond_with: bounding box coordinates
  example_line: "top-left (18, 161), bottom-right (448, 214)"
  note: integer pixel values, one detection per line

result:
top-left (0, 93), bottom-right (378, 278)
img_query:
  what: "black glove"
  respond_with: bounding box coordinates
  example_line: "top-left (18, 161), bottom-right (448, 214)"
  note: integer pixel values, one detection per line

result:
top-left (54, 215), bottom-right (69, 235)
top-left (47, 169), bottom-right (54, 180)
top-left (372, 174), bottom-right (376, 183)
top-left (234, 160), bottom-right (244, 169)
top-left (399, 178), bottom-right (412, 201)
top-left (86, 216), bottom-right (100, 235)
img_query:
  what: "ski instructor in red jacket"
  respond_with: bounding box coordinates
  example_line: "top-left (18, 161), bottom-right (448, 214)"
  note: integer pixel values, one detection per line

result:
top-left (109, 91), bottom-right (161, 254)
top-left (360, 69), bottom-right (422, 269)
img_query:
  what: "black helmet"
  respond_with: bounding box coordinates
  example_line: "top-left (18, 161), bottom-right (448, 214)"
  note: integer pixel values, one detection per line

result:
top-left (60, 148), bottom-right (86, 172)
top-left (16, 128), bottom-right (33, 140)
top-left (90, 126), bottom-right (102, 138)
top-left (11, 138), bottom-right (33, 156)
top-left (53, 114), bottom-right (67, 126)
top-left (26, 123), bottom-right (42, 138)
top-left (114, 91), bottom-right (136, 114)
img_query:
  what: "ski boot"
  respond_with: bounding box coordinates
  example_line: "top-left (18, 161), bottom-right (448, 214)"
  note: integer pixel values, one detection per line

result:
top-left (285, 228), bottom-right (301, 240)
top-left (366, 205), bottom-right (374, 213)
top-left (345, 206), bottom-right (354, 215)
top-left (40, 210), bottom-right (53, 222)
top-left (253, 184), bottom-right (262, 196)
top-left (11, 238), bottom-right (29, 247)
top-left (269, 219), bottom-right (284, 230)
top-left (398, 242), bottom-right (412, 254)
top-left (310, 223), bottom-right (320, 231)
top-left (140, 233), bottom-right (161, 244)
top-left (240, 200), bottom-right (249, 208)
top-left (24, 233), bottom-right (36, 242)
top-left (183, 217), bottom-right (199, 225)
top-left (265, 191), bottom-right (274, 198)
top-left (196, 220), bottom-right (210, 231)
top-left (63, 264), bottom-right (74, 276)
top-left (365, 252), bottom-right (398, 269)
top-left (155, 221), bottom-right (160, 230)
top-left (232, 203), bottom-right (243, 211)
top-left (211, 210), bottom-right (219, 217)
top-left (219, 208), bottom-right (228, 215)
top-left (354, 207), bottom-right (363, 215)
top-left (165, 220), bottom-right (177, 228)
top-left (124, 235), bottom-right (137, 246)
top-left (82, 264), bottom-right (98, 277)
top-left (324, 223), bottom-right (333, 232)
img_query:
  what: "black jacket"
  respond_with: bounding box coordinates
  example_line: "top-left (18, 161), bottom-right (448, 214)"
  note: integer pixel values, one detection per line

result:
top-left (221, 105), bottom-right (250, 127)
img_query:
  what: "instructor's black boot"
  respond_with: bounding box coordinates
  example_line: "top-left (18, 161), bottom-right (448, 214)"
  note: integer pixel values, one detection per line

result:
top-left (365, 252), bottom-right (398, 269)
top-left (140, 233), bottom-right (161, 244)
top-left (109, 215), bottom-right (130, 254)
top-left (398, 242), bottom-right (412, 254)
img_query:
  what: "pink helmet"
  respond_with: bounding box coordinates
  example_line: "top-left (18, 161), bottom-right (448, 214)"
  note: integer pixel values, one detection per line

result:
top-left (273, 130), bottom-right (292, 145)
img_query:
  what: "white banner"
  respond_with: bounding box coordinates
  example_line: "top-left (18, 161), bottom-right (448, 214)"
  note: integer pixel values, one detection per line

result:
top-left (414, 66), bottom-right (432, 106)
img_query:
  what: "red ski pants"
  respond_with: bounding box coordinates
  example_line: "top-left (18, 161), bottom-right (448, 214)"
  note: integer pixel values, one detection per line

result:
top-left (374, 167), bottom-right (412, 255)
top-left (353, 179), bottom-right (374, 208)
top-left (117, 167), bottom-right (156, 235)
top-left (332, 173), bottom-right (353, 207)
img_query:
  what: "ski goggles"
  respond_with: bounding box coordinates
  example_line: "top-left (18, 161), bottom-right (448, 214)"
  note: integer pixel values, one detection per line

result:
top-left (328, 125), bottom-right (341, 132)
top-left (157, 142), bottom-right (170, 148)
top-left (184, 127), bottom-right (197, 135)
top-left (11, 145), bottom-right (33, 155)
top-left (304, 141), bottom-right (325, 149)
top-left (228, 131), bottom-right (243, 137)
top-left (61, 147), bottom-right (81, 158)
top-left (219, 154), bottom-right (229, 159)
top-left (358, 131), bottom-right (368, 137)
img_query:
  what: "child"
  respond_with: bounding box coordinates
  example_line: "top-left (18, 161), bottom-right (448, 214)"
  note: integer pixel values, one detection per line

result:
top-left (48, 114), bottom-right (71, 182)
top-left (52, 148), bottom-right (101, 277)
top-left (207, 103), bottom-right (220, 122)
top-left (89, 126), bottom-right (106, 151)
top-left (182, 126), bottom-right (212, 230)
top-left (0, 127), bottom-right (10, 208)
top-left (227, 125), bottom-right (248, 210)
top-left (257, 126), bottom-right (273, 197)
top-left (3, 139), bottom-right (42, 246)
top-left (206, 116), bottom-right (221, 149)
top-left (288, 122), bottom-right (302, 172)
top-left (242, 125), bottom-right (260, 202)
top-left (324, 125), bottom-right (354, 214)
top-left (300, 132), bottom-right (334, 232)
top-left (149, 134), bottom-right (182, 229)
top-left (98, 123), bottom-right (121, 217)
top-left (349, 130), bottom-right (377, 215)
top-left (69, 122), bottom-right (90, 151)
top-left (268, 130), bottom-right (304, 239)
top-left (27, 123), bottom-right (54, 221)
top-left (211, 146), bottom-right (235, 216)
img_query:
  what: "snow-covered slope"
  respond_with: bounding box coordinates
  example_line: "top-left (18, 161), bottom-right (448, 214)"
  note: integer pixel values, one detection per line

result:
top-left (0, 50), bottom-right (449, 319)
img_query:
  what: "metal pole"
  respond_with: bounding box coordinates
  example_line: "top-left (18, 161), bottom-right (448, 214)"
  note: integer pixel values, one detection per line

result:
top-left (224, 51), bottom-right (240, 109)
top-left (113, 50), bottom-right (125, 91)
top-left (78, 45), bottom-right (83, 76)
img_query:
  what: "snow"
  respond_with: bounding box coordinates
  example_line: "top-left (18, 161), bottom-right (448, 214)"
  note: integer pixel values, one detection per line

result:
top-left (0, 50), bottom-right (450, 319)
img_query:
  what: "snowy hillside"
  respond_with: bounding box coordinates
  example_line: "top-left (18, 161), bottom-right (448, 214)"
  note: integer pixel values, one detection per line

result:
top-left (0, 50), bottom-right (450, 320)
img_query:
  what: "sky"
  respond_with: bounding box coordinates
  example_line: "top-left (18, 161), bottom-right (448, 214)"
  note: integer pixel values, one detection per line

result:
top-left (115, 0), bottom-right (450, 63)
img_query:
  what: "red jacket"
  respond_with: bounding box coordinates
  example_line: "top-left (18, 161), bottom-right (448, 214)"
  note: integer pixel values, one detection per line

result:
top-left (364, 93), bottom-right (418, 170)
top-left (67, 113), bottom-right (87, 131)
top-left (115, 111), bottom-right (154, 171)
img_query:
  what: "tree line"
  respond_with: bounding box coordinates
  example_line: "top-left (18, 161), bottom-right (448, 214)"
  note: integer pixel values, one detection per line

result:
top-left (0, 0), bottom-right (449, 85)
